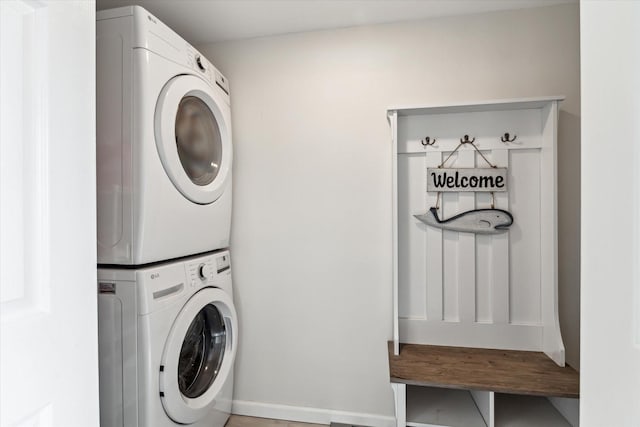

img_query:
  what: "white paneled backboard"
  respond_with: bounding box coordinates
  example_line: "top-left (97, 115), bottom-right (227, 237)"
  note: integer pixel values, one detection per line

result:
top-left (388, 97), bottom-right (565, 366)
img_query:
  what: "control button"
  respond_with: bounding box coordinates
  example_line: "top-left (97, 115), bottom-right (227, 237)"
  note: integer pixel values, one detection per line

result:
top-left (216, 254), bottom-right (230, 273)
top-left (198, 263), bottom-right (211, 280)
top-left (196, 55), bottom-right (206, 72)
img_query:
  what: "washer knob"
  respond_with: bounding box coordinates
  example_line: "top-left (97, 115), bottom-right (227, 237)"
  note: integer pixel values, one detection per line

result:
top-left (198, 263), bottom-right (211, 280)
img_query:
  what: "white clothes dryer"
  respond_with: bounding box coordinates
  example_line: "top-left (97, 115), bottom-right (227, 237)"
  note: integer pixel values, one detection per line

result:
top-left (97, 6), bottom-right (232, 265)
top-left (97, 250), bottom-right (237, 427)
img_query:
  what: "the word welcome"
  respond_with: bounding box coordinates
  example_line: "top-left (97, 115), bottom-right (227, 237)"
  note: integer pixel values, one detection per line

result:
top-left (427, 168), bottom-right (508, 192)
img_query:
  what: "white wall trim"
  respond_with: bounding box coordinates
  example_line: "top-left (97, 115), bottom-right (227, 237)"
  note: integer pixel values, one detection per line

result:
top-left (232, 400), bottom-right (396, 427)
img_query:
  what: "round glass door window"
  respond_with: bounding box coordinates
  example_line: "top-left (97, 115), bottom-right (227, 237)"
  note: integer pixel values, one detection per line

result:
top-left (175, 96), bottom-right (223, 187)
top-left (177, 304), bottom-right (226, 398)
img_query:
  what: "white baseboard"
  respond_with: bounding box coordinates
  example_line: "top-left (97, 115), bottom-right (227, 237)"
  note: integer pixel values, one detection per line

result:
top-left (232, 400), bottom-right (396, 427)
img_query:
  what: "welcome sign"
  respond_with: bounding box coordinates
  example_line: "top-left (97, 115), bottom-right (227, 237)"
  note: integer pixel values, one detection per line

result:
top-left (427, 168), bottom-right (508, 192)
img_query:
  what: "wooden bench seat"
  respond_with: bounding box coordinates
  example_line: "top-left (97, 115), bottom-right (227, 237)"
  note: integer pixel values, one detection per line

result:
top-left (388, 342), bottom-right (579, 399)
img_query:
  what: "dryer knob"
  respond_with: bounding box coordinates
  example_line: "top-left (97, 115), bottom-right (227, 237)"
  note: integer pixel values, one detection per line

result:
top-left (195, 55), bottom-right (206, 72)
top-left (198, 263), bottom-right (211, 280)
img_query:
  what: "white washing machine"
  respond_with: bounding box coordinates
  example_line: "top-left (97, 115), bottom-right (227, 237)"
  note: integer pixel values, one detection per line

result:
top-left (97, 250), bottom-right (237, 427)
top-left (97, 6), bottom-right (232, 265)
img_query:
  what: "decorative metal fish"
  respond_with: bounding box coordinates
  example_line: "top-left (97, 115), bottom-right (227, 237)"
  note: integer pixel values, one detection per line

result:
top-left (414, 207), bottom-right (513, 234)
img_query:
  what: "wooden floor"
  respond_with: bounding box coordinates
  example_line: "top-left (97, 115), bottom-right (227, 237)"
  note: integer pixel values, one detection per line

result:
top-left (226, 415), bottom-right (326, 427)
top-left (388, 342), bottom-right (579, 398)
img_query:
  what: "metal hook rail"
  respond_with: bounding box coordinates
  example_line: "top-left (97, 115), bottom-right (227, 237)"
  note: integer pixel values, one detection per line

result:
top-left (501, 132), bottom-right (517, 143)
top-left (421, 136), bottom-right (436, 147)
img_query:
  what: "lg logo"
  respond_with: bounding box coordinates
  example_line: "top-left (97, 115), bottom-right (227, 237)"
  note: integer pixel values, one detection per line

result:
top-left (151, 273), bottom-right (160, 279)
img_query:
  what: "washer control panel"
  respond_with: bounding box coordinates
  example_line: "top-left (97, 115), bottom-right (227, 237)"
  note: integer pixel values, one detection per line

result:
top-left (187, 258), bottom-right (215, 287)
top-left (186, 252), bottom-right (231, 288)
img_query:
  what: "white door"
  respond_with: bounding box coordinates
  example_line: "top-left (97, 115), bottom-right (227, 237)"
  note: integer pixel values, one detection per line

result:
top-left (0, 1), bottom-right (99, 426)
top-left (581, 1), bottom-right (640, 426)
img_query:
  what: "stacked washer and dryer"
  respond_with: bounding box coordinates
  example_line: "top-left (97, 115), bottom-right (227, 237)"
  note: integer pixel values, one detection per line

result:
top-left (96, 6), bottom-right (237, 427)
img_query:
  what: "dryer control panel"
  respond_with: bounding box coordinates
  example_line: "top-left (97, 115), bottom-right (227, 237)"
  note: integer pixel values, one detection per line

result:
top-left (185, 46), bottom-right (229, 97)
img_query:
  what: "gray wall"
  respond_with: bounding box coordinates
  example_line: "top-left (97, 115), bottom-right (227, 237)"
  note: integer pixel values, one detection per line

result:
top-left (199, 3), bottom-right (580, 419)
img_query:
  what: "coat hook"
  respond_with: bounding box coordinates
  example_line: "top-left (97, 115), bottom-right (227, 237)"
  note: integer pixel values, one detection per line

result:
top-left (421, 136), bottom-right (436, 147)
top-left (500, 132), bottom-right (517, 143)
top-left (460, 134), bottom-right (475, 144)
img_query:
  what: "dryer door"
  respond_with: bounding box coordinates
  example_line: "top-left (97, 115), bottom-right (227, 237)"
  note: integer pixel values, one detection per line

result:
top-left (159, 288), bottom-right (237, 424)
top-left (155, 74), bottom-right (232, 205)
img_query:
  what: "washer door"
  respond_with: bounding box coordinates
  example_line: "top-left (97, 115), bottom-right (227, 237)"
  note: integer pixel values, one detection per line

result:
top-left (155, 74), bottom-right (232, 205)
top-left (159, 288), bottom-right (237, 424)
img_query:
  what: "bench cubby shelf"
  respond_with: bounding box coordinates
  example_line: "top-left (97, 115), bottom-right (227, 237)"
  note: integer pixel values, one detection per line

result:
top-left (389, 343), bottom-right (579, 427)
top-left (398, 386), bottom-right (575, 427)
top-left (387, 98), bottom-right (579, 426)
